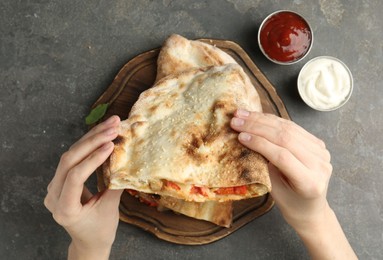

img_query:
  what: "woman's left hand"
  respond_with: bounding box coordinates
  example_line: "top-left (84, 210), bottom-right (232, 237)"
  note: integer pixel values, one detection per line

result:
top-left (44, 115), bottom-right (123, 259)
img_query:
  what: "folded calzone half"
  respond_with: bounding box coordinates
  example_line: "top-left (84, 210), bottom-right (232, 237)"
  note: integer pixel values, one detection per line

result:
top-left (103, 63), bottom-right (271, 202)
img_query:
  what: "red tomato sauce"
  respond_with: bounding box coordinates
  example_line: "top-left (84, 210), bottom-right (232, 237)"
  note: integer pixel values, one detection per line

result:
top-left (259, 11), bottom-right (312, 62)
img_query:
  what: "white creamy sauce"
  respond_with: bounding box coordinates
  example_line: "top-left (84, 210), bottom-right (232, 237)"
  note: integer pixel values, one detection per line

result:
top-left (298, 57), bottom-right (352, 110)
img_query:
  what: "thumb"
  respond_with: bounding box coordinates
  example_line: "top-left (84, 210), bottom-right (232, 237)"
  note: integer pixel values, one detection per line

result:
top-left (100, 189), bottom-right (124, 210)
top-left (268, 163), bottom-right (289, 202)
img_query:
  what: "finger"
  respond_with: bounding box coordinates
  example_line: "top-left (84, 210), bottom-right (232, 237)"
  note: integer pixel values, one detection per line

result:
top-left (232, 111), bottom-right (325, 154)
top-left (238, 132), bottom-right (308, 184)
top-left (78, 115), bottom-right (120, 143)
top-left (68, 125), bottom-right (119, 161)
top-left (268, 163), bottom-right (292, 198)
top-left (99, 189), bottom-right (124, 210)
top-left (45, 179), bottom-right (60, 212)
top-left (44, 181), bottom-right (55, 212)
top-left (234, 110), bottom-right (326, 150)
top-left (58, 142), bottom-right (114, 212)
top-left (231, 112), bottom-right (330, 164)
top-left (44, 190), bottom-right (55, 213)
top-left (47, 181), bottom-right (52, 192)
top-left (72, 115), bottom-right (120, 152)
top-left (235, 122), bottom-right (329, 169)
top-left (234, 110), bottom-right (319, 145)
top-left (83, 189), bottom-right (123, 215)
top-left (268, 165), bottom-right (286, 204)
top-left (49, 124), bottom-right (119, 200)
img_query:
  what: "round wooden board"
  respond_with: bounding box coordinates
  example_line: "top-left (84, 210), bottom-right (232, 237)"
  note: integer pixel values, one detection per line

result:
top-left (93, 38), bottom-right (290, 245)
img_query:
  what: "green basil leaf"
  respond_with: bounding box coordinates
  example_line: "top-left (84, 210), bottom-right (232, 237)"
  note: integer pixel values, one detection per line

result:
top-left (85, 103), bottom-right (109, 125)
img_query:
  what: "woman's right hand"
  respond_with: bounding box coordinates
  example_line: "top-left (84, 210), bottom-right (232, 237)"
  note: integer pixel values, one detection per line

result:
top-left (230, 109), bottom-right (332, 228)
top-left (230, 109), bottom-right (357, 259)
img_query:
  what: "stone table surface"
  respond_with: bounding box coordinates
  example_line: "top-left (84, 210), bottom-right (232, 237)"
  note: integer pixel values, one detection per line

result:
top-left (1, 1), bottom-right (382, 259)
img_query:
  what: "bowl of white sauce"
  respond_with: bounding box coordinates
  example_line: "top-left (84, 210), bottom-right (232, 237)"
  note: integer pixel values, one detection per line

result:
top-left (297, 56), bottom-right (353, 111)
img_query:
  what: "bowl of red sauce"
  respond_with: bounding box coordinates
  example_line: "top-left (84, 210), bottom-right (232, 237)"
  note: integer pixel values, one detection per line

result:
top-left (258, 10), bottom-right (313, 65)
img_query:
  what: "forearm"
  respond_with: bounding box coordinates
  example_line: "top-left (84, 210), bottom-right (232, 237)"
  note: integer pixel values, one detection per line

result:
top-left (295, 206), bottom-right (357, 260)
top-left (68, 242), bottom-right (111, 260)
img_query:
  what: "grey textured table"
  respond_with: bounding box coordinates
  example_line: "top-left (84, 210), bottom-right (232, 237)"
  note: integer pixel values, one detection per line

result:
top-left (1, 1), bottom-right (382, 259)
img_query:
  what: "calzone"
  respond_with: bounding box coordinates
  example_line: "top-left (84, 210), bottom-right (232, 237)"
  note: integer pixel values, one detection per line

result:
top-left (103, 63), bottom-right (271, 202)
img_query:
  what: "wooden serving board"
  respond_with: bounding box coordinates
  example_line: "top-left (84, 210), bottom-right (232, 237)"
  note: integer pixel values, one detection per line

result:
top-left (93, 38), bottom-right (290, 245)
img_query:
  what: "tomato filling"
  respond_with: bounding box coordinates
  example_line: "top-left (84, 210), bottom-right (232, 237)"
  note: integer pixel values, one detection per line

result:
top-left (190, 185), bottom-right (209, 197)
top-left (138, 197), bottom-right (158, 207)
top-left (126, 189), bottom-right (138, 196)
top-left (166, 180), bottom-right (248, 196)
top-left (125, 189), bottom-right (158, 207)
top-left (214, 185), bottom-right (248, 195)
top-left (165, 180), bottom-right (181, 191)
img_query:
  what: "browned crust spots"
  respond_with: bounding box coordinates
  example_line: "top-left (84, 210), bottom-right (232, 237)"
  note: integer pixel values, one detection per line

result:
top-left (184, 134), bottom-right (205, 163)
top-left (113, 135), bottom-right (124, 146)
top-left (212, 100), bottom-right (226, 111)
top-left (239, 168), bottom-right (252, 183)
top-left (149, 104), bottom-right (159, 113)
top-left (239, 149), bottom-right (251, 159)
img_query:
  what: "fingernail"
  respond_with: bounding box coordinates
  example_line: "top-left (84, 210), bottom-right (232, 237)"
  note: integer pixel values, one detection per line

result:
top-left (239, 132), bottom-right (251, 141)
top-left (232, 118), bottom-right (245, 126)
top-left (237, 109), bottom-right (250, 117)
top-left (104, 116), bottom-right (117, 125)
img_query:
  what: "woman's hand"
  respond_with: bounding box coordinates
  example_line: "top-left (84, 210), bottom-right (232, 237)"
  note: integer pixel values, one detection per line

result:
top-left (230, 109), bottom-right (357, 259)
top-left (44, 115), bottom-right (123, 260)
top-left (231, 109), bottom-right (331, 229)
